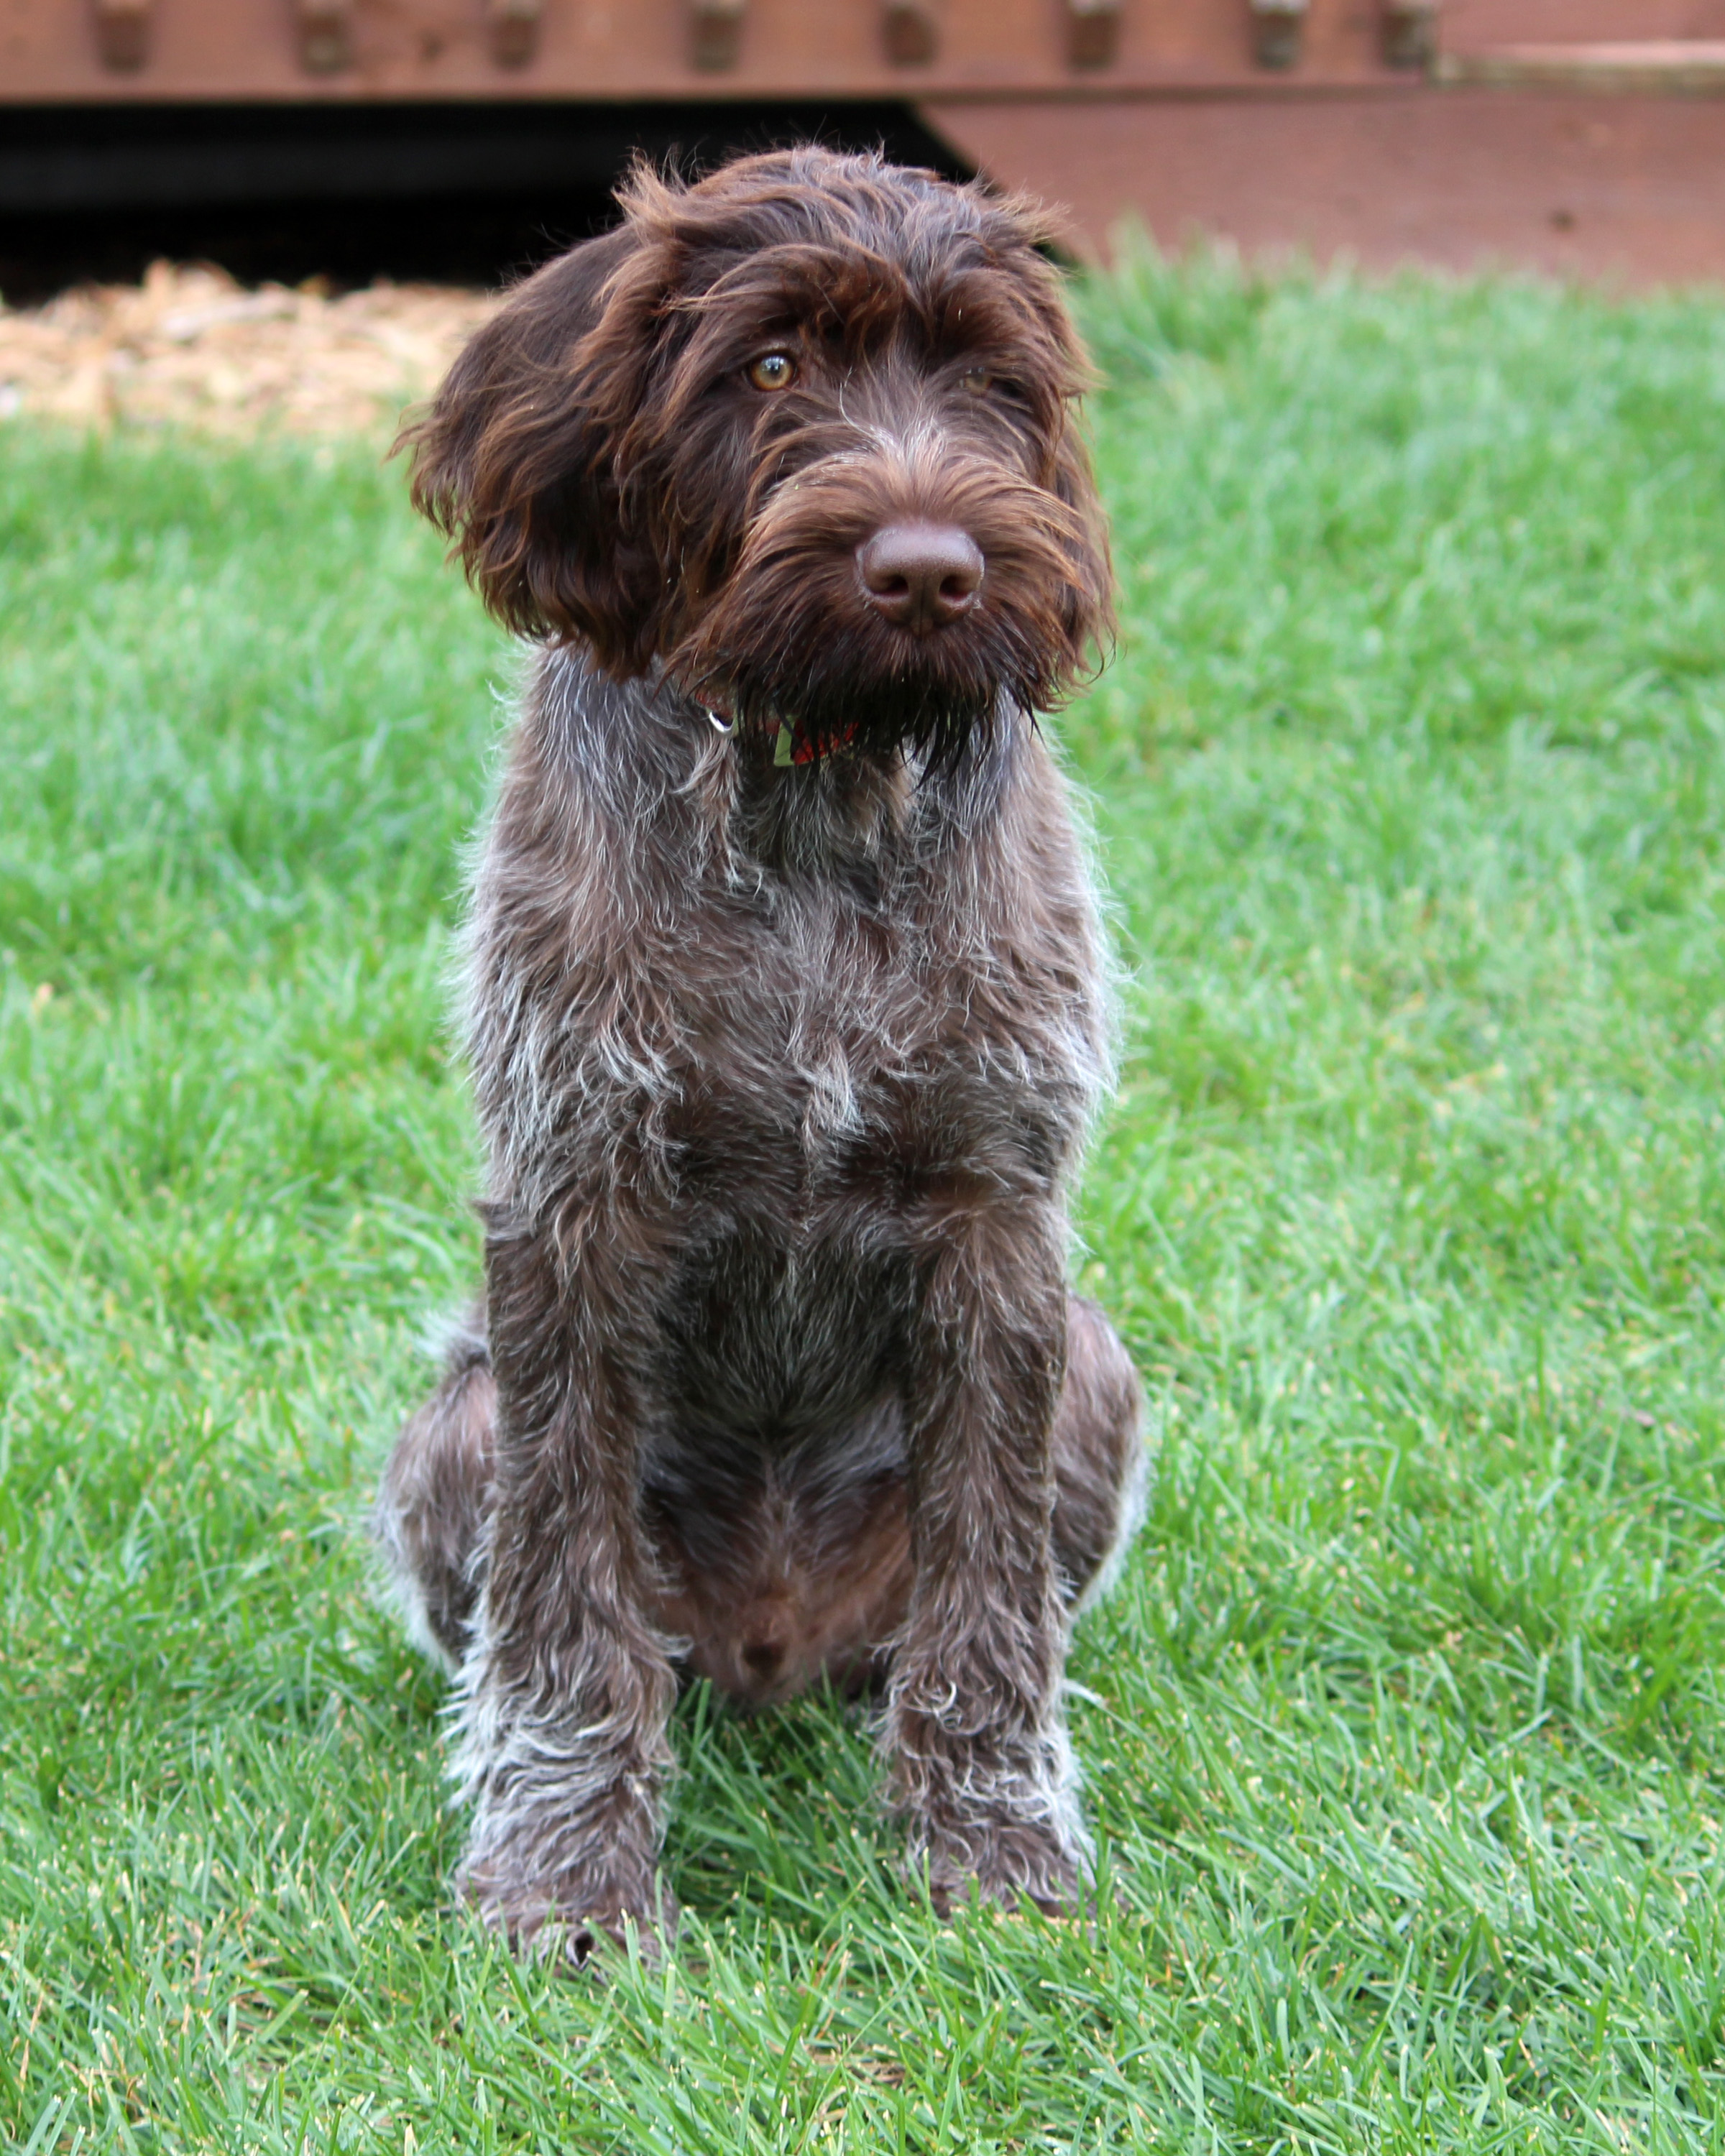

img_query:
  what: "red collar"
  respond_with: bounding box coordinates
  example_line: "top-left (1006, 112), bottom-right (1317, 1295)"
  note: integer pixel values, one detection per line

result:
top-left (700, 699), bottom-right (856, 767)
top-left (773, 717), bottom-right (860, 767)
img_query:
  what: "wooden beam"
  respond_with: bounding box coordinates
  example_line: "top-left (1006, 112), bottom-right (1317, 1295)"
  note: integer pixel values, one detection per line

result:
top-left (295, 0), bottom-right (353, 75)
top-left (689, 0), bottom-right (745, 72)
top-left (488, 0), bottom-right (543, 70)
top-left (93, 0), bottom-right (152, 73)
top-left (1067, 0), bottom-right (1121, 73)
top-left (1438, 42), bottom-right (1725, 95)
top-left (1248, 0), bottom-right (1307, 74)
top-left (882, 1), bottom-right (940, 68)
top-left (1381, 0), bottom-right (1437, 73)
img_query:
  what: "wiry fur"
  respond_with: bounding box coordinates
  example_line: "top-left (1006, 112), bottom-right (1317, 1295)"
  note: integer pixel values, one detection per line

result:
top-left (374, 145), bottom-right (1146, 1966)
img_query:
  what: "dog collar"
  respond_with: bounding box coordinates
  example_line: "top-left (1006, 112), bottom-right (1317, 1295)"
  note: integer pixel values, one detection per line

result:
top-left (700, 700), bottom-right (855, 768)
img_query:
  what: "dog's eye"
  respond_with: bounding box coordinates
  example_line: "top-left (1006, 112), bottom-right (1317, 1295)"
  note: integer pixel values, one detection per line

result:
top-left (960, 366), bottom-right (993, 395)
top-left (748, 352), bottom-right (798, 392)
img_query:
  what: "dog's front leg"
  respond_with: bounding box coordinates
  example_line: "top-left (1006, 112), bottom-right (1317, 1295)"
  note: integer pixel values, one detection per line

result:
top-left (453, 1217), bottom-right (677, 1966)
top-left (888, 1198), bottom-right (1087, 1915)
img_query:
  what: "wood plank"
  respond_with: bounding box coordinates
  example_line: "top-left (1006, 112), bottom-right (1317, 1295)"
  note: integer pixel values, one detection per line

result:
top-left (1, 0), bottom-right (1402, 102)
top-left (924, 86), bottom-right (1725, 287)
top-left (1438, 41), bottom-right (1725, 92)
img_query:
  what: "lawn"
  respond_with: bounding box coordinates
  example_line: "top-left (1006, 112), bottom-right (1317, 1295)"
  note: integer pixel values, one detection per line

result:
top-left (4, 250), bottom-right (1725, 2152)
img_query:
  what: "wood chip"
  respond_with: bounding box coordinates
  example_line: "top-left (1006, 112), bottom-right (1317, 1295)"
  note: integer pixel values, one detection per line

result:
top-left (0, 260), bottom-right (502, 436)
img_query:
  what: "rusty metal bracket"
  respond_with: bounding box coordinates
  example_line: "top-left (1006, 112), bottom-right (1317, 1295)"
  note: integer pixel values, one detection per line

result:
top-left (489, 0), bottom-right (542, 68)
top-left (689, 0), bottom-right (745, 70)
top-left (1382, 0), bottom-right (1437, 71)
top-left (295, 0), bottom-right (354, 74)
top-left (882, 1), bottom-right (939, 68)
top-left (93, 0), bottom-right (152, 72)
top-left (1248, 0), bottom-right (1306, 72)
top-left (1066, 0), bottom-right (1120, 72)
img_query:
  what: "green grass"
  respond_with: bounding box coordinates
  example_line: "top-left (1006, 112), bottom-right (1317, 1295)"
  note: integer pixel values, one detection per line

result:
top-left (5, 251), bottom-right (1725, 2151)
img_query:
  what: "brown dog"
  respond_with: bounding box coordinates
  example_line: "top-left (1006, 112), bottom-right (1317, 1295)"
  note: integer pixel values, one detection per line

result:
top-left (374, 146), bottom-right (1146, 1964)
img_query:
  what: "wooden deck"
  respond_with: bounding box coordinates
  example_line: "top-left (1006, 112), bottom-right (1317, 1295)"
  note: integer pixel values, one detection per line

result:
top-left (6, 0), bottom-right (1725, 286)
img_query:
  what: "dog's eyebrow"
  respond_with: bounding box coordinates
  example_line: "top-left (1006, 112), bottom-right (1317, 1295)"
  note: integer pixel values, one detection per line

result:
top-left (674, 240), bottom-right (911, 322)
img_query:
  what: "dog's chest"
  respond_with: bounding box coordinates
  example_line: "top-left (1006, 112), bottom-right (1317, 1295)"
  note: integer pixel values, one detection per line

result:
top-left (668, 888), bottom-right (1023, 1217)
top-left (647, 908), bottom-right (927, 1443)
top-left (472, 682), bottom-right (1102, 1233)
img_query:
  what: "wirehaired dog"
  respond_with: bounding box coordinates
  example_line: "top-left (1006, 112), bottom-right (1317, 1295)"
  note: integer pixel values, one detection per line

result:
top-left (375, 145), bottom-right (1146, 1964)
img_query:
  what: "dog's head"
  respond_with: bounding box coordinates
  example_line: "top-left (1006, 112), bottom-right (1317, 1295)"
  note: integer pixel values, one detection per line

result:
top-left (402, 147), bottom-right (1113, 767)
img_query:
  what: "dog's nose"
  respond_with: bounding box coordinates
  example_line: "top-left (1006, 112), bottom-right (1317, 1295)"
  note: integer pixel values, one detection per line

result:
top-left (857, 523), bottom-right (983, 634)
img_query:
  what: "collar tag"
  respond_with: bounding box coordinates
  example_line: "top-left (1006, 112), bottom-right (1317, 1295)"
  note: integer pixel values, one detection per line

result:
top-left (773, 722), bottom-right (796, 768)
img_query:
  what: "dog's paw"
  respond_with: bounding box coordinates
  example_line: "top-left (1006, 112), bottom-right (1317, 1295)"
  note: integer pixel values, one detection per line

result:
top-left (459, 1856), bottom-right (678, 1973)
top-left (918, 1818), bottom-right (1086, 1920)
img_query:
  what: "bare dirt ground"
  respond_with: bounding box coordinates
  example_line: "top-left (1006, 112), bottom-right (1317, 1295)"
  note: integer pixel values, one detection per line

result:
top-left (0, 262), bottom-right (502, 436)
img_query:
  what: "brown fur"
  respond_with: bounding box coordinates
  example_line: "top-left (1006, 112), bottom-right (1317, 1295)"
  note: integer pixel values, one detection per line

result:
top-left (374, 146), bottom-right (1146, 1966)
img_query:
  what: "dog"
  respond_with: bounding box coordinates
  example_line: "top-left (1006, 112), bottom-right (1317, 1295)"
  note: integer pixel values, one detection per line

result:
top-left (374, 145), bottom-right (1146, 1965)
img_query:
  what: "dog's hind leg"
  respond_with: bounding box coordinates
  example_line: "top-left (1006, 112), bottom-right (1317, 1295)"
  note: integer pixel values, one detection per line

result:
top-left (374, 1308), bottom-right (496, 1669)
top-left (1051, 1295), bottom-right (1148, 1613)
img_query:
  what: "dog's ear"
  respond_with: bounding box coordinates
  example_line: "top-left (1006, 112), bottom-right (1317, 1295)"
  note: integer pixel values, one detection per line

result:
top-left (985, 199), bottom-right (1117, 677)
top-left (399, 221), bottom-right (671, 668)
top-left (1050, 399), bottom-right (1116, 673)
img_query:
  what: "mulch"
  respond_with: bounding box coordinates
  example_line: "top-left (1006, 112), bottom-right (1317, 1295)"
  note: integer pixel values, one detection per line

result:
top-left (0, 261), bottom-right (502, 436)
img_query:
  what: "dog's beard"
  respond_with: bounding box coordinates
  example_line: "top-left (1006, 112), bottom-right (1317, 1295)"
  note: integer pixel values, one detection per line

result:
top-left (667, 459), bottom-right (1092, 771)
top-left (709, 630), bottom-right (1009, 771)
top-left (676, 576), bottom-right (1080, 773)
